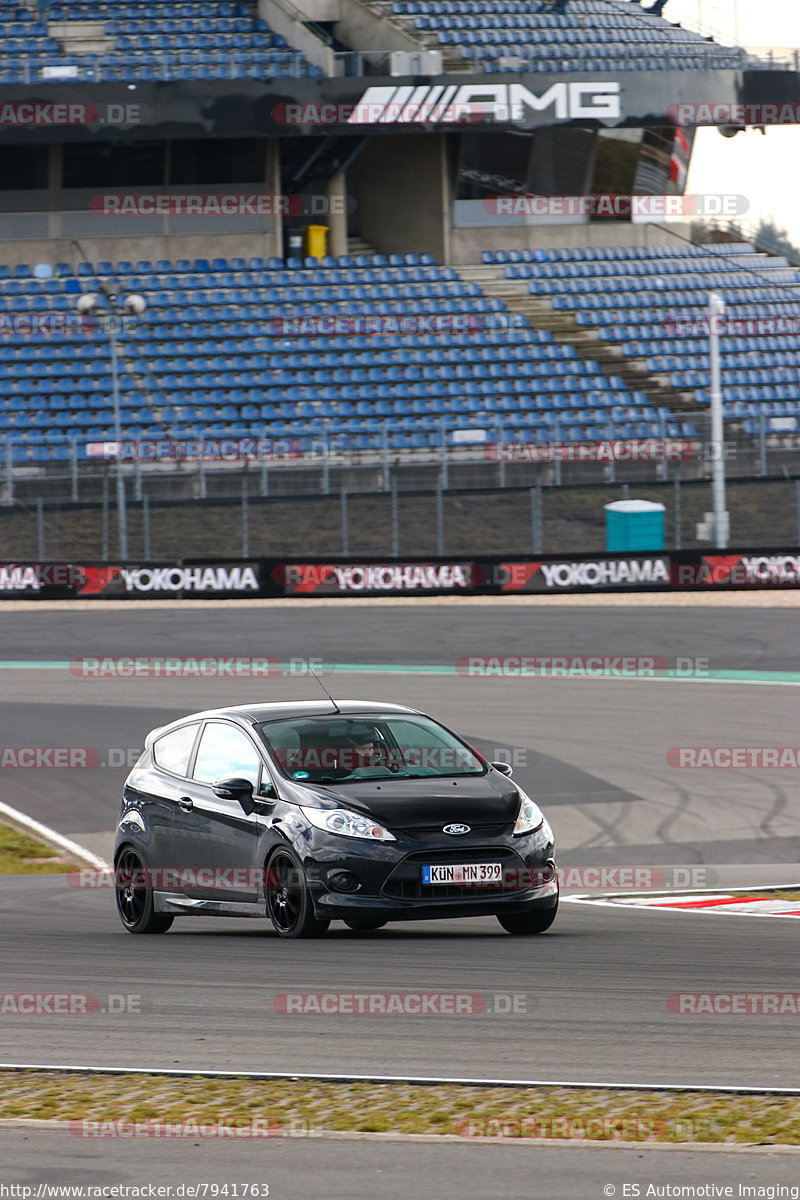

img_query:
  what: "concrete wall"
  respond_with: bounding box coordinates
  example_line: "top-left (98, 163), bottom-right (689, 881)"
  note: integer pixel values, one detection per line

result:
top-left (285, 0), bottom-right (340, 19)
top-left (333, 0), bottom-right (422, 57)
top-left (0, 232), bottom-right (286, 270)
top-left (258, 0), bottom-right (333, 74)
top-left (449, 221), bottom-right (693, 266)
top-left (354, 134), bottom-right (450, 262)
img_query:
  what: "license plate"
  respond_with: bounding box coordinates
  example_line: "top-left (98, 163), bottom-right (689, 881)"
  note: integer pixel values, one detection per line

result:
top-left (422, 862), bottom-right (502, 885)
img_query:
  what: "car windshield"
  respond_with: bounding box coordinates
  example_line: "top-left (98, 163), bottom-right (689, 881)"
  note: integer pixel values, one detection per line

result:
top-left (256, 715), bottom-right (486, 782)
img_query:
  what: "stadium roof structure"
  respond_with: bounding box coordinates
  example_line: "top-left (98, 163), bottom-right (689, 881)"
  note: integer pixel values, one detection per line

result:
top-left (0, 0), bottom-right (798, 140)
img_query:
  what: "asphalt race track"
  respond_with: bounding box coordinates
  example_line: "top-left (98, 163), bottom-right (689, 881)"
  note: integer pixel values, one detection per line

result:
top-left (2, 601), bottom-right (800, 1196)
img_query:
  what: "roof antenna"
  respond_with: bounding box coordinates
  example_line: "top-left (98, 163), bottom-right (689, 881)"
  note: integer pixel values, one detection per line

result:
top-left (305, 660), bottom-right (340, 713)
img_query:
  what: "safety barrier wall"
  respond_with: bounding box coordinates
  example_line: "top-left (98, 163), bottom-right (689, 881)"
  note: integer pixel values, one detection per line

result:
top-left (1, 548), bottom-right (799, 598)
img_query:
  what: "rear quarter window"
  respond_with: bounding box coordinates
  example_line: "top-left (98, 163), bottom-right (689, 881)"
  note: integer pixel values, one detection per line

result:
top-left (153, 723), bottom-right (200, 777)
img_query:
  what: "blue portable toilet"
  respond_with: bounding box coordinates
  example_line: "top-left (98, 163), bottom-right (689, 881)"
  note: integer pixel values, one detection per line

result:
top-left (604, 499), bottom-right (665, 552)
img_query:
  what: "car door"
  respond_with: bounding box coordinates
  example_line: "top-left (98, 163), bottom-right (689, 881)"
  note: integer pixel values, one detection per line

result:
top-left (142, 721), bottom-right (203, 880)
top-left (171, 719), bottom-right (266, 903)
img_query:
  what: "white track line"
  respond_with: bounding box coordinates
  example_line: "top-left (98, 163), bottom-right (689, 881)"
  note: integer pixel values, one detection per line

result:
top-left (1, 1064), bottom-right (799, 1094)
top-left (0, 799), bottom-right (109, 871)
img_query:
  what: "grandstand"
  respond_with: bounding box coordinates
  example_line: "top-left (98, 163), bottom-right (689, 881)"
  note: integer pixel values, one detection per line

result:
top-left (0, 1), bottom-right (321, 83)
top-left (374, 0), bottom-right (753, 73)
top-left (0, 0), bottom-right (798, 479)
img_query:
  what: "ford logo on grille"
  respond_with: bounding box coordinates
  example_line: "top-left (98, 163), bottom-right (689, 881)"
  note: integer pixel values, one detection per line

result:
top-left (442, 823), bottom-right (470, 836)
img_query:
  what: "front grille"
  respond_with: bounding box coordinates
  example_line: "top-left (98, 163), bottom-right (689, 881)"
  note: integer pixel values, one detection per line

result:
top-left (383, 846), bottom-right (531, 901)
top-left (399, 822), bottom-right (511, 840)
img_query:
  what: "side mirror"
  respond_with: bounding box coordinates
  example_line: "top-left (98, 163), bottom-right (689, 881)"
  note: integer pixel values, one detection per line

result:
top-left (213, 776), bottom-right (256, 813)
top-left (491, 761), bottom-right (513, 777)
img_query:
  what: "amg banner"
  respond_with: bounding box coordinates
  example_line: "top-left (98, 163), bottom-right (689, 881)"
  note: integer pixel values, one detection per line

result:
top-left (0, 68), bottom-right (795, 144)
top-left (1, 551), bottom-right (800, 598)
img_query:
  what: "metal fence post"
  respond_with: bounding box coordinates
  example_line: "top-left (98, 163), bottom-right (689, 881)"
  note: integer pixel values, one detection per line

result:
top-left (340, 488), bottom-right (349, 555)
top-left (759, 410), bottom-right (767, 477)
top-left (440, 419), bottom-right (448, 490)
top-left (241, 472), bottom-right (249, 557)
top-left (198, 458), bottom-right (206, 500)
top-left (143, 494), bottom-right (150, 559)
top-left (70, 440), bottom-right (78, 503)
top-left (673, 471), bottom-right (682, 550)
top-left (435, 485), bottom-right (444, 555)
top-left (658, 410), bottom-right (668, 483)
top-left (261, 462), bottom-right (269, 497)
top-left (605, 419), bottom-right (616, 485)
top-left (553, 417), bottom-right (562, 487)
top-left (134, 457), bottom-right (142, 502)
top-left (322, 449), bottom-right (330, 495)
top-left (37, 497), bottom-right (45, 560)
top-left (101, 469), bottom-right (109, 559)
top-left (381, 427), bottom-right (390, 491)
top-left (796, 479), bottom-right (800, 546)
top-left (391, 478), bottom-right (399, 557)
top-left (5, 440), bottom-right (13, 506)
top-left (622, 483), bottom-right (630, 500)
top-left (531, 484), bottom-right (542, 554)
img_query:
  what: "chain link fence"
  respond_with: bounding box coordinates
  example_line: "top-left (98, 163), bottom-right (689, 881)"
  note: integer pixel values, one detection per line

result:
top-left (4, 414), bottom-right (800, 559)
top-left (3, 476), bottom-right (800, 562)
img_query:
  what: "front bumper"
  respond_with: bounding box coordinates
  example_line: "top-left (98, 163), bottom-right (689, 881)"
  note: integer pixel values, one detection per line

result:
top-left (299, 826), bottom-right (557, 924)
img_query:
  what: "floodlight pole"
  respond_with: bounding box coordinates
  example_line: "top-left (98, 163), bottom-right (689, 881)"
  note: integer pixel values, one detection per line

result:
top-left (109, 320), bottom-right (127, 559)
top-left (708, 291), bottom-right (727, 548)
top-left (76, 289), bottom-right (145, 561)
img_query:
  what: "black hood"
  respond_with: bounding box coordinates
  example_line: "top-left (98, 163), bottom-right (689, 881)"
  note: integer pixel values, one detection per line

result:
top-left (292, 772), bottom-right (521, 830)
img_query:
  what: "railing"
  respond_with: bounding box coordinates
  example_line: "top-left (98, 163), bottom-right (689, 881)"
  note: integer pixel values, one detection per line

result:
top-left (696, 220), bottom-right (800, 266)
top-left (6, 410), bottom-right (800, 511)
top-left (3, 55), bottom-right (316, 85)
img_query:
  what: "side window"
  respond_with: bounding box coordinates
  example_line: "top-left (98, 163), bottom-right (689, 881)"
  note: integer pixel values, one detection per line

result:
top-left (153, 723), bottom-right (200, 778)
top-left (192, 722), bottom-right (262, 790)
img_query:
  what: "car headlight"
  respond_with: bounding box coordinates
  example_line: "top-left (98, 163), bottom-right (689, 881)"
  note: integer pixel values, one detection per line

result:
top-left (513, 789), bottom-right (545, 836)
top-left (300, 806), bottom-right (396, 842)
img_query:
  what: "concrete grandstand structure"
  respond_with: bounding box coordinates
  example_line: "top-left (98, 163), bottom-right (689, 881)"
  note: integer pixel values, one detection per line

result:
top-left (0, 0), bottom-right (799, 466)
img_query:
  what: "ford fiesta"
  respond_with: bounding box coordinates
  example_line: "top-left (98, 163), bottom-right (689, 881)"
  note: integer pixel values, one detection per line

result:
top-left (113, 700), bottom-right (558, 938)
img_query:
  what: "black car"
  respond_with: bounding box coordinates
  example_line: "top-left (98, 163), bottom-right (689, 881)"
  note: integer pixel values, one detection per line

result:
top-left (113, 700), bottom-right (558, 938)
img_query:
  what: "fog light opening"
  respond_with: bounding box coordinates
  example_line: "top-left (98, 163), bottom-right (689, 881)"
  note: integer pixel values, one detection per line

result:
top-left (328, 869), bottom-right (361, 893)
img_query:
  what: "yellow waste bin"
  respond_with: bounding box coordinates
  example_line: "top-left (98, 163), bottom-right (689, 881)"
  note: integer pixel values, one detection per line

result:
top-left (304, 224), bottom-right (328, 260)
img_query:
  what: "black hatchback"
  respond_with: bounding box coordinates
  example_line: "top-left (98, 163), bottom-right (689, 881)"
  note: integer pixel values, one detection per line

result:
top-left (113, 700), bottom-right (558, 938)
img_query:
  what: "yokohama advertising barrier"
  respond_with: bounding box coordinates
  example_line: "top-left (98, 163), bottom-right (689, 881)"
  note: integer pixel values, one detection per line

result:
top-left (2, 550), bottom-right (800, 598)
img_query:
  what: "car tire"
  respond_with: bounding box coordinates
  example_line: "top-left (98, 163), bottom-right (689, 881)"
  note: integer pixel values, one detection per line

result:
top-left (266, 846), bottom-right (330, 939)
top-left (497, 901), bottom-right (558, 936)
top-left (344, 919), bottom-right (387, 933)
top-left (115, 847), bottom-right (174, 935)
